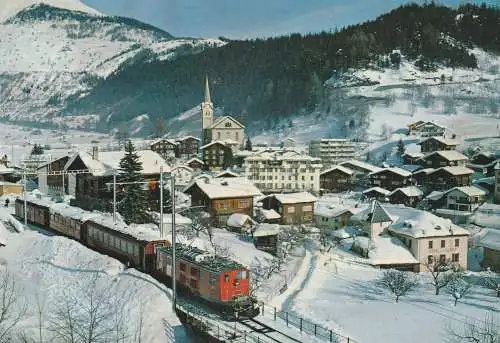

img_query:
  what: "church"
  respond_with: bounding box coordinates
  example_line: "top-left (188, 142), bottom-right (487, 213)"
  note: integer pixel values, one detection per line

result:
top-left (201, 77), bottom-right (245, 151)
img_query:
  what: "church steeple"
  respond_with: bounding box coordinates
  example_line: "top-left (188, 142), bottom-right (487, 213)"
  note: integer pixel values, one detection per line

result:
top-left (201, 76), bottom-right (214, 145)
top-left (204, 76), bottom-right (211, 103)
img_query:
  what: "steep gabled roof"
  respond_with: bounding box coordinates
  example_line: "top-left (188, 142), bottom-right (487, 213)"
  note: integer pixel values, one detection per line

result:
top-left (184, 177), bottom-right (262, 199)
top-left (443, 186), bottom-right (486, 197)
top-left (210, 115), bottom-right (245, 129)
top-left (339, 159), bottom-right (382, 173)
top-left (369, 167), bottom-right (412, 177)
top-left (150, 138), bottom-right (178, 146)
top-left (370, 201), bottom-right (394, 223)
top-left (421, 150), bottom-right (468, 162)
top-left (428, 166), bottom-right (474, 176)
top-left (362, 187), bottom-right (391, 196)
top-left (272, 192), bottom-right (317, 204)
top-left (320, 165), bottom-right (354, 176)
top-left (185, 157), bottom-right (204, 165)
top-left (417, 136), bottom-right (458, 146)
top-left (176, 135), bottom-right (201, 142)
top-left (199, 141), bottom-right (227, 150)
top-left (389, 186), bottom-right (423, 198)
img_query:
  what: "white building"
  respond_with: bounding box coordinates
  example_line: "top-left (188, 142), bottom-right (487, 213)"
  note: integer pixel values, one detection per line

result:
top-left (170, 165), bottom-right (194, 187)
top-left (309, 139), bottom-right (356, 168)
top-left (243, 149), bottom-right (322, 194)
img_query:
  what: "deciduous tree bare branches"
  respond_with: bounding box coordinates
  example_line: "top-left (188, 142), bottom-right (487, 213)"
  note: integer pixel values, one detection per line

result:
top-left (377, 269), bottom-right (418, 303)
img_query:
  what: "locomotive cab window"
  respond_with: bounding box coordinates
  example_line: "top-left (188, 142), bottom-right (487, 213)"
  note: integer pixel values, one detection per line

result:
top-left (224, 274), bottom-right (230, 282)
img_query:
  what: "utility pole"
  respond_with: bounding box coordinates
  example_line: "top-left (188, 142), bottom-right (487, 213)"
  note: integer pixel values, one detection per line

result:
top-left (171, 174), bottom-right (176, 310)
top-left (23, 166), bottom-right (27, 225)
top-left (113, 169), bottom-right (117, 224)
top-left (160, 166), bottom-right (163, 238)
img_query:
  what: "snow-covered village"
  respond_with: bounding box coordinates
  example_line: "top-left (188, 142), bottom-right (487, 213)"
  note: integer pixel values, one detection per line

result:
top-left (0, 1), bottom-right (500, 343)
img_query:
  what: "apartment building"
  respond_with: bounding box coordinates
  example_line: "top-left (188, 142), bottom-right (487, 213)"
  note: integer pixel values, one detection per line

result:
top-left (309, 139), bottom-right (356, 168)
top-left (244, 149), bottom-right (322, 194)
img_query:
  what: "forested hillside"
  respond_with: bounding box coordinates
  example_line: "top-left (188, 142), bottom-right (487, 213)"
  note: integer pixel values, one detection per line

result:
top-left (66, 3), bottom-right (500, 133)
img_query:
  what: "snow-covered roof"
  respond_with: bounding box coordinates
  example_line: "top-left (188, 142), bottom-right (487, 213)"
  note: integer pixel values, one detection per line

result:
top-left (428, 166), bottom-right (474, 176)
top-left (402, 152), bottom-right (424, 158)
top-left (495, 162), bottom-right (500, 170)
top-left (150, 138), bottom-right (178, 146)
top-left (390, 186), bottom-right (423, 198)
top-left (476, 203), bottom-right (500, 214)
top-left (339, 159), bottom-right (382, 173)
top-left (245, 149), bottom-right (321, 163)
top-left (364, 235), bottom-right (418, 266)
top-left (199, 141), bottom-right (227, 150)
top-left (369, 167), bottom-right (412, 177)
top-left (210, 116), bottom-right (245, 129)
top-left (477, 229), bottom-right (500, 251)
top-left (64, 150), bottom-right (170, 177)
top-left (171, 165), bottom-right (194, 173)
top-left (352, 201), bottom-right (394, 224)
top-left (226, 213), bottom-right (255, 228)
top-left (315, 206), bottom-right (354, 218)
top-left (0, 165), bottom-right (16, 175)
top-left (86, 215), bottom-right (164, 242)
top-left (258, 208), bottom-right (281, 220)
top-left (422, 150), bottom-right (469, 162)
top-left (215, 170), bottom-right (239, 178)
top-left (443, 186), bottom-right (486, 197)
top-left (184, 177), bottom-right (262, 199)
top-left (386, 205), bottom-right (470, 238)
top-left (0, 181), bottom-right (21, 187)
top-left (272, 192), bottom-right (317, 204)
top-left (417, 136), bottom-right (458, 146)
top-left (253, 223), bottom-right (280, 237)
top-left (400, 164), bottom-right (422, 173)
top-left (49, 203), bottom-right (97, 222)
top-left (185, 157), bottom-right (204, 165)
top-left (413, 121), bottom-right (446, 130)
top-left (362, 187), bottom-right (391, 196)
top-left (320, 165), bottom-right (354, 176)
top-left (413, 168), bottom-right (435, 175)
top-left (425, 191), bottom-right (444, 201)
top-left (176, 136), bottom-right (200, 142)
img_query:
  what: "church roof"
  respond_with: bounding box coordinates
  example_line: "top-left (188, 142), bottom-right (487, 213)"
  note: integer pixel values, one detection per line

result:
top-left (210, 116), bottom-right (245, 129)
top-left (204, 76), bottom-right (211, 103)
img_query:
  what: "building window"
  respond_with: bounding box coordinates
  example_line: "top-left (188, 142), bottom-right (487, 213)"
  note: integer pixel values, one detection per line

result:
top-left (427, 255), bottom-right (433, 264)
top-left (217, 132), bottom-right (221, 139)
top-left (235, 132), bottom-right (239, 140)
top-left (287, 206), bottom-right (295, 213)
top-left (452, 253), bottom-right (459, 263)
top-left (439, 254), bottom-right (446, 263)
top-left (238, 199), bottom-right (250, 208)
top-left (428, 241), bottom-right (433, 249)
top-left (302, 205), bottom-right (313, 212)
top-left (441, 240), bottom-right (445, 248)
top-left (408, 240), bottom-right (412, 249)
top-left (454, 238), bottom-right (459, 247)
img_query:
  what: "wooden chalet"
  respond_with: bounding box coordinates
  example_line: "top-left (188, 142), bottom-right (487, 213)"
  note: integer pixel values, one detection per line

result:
top-left (200, 141), bottom-right (231, 171)
top-left (338, 159), bottom-right (382, 180)
top-left (478, 229), bottom-right (500, 272)
top-left (320, 165), bottom-right (354, 193)
top-left (183, 176), bottom-right (262, 227)
top-left (471, 151), bottom-right (498, 166)
top-left (369, 167), bottom-right (412, 191)
top-left (36, 155), bottom-right (70, 195)
top-left (150, 139), bottom-right (178, 159)
top-left (362, 187), bottom-right (390, 201)
top-left (65, 148), bottom-right (170, 212)
top-left (175, 136), bottom-right (200, 158)
top-left (388, 186), bottom-right (423, 207)
top-left (185, 157), bottom-right (204, 171)
top-left (442, 186), bottom-right (486, 212)
top-left (407, 121), bottom-right (446, 137)
top-left (402, 152), bottom-right (424, 165)
top-left (417, 150), bottom-right (468, 169)
top-left (424, 166), bottom-right (474, 192)
top-left (417, 136), bottom-right (457, 153)
top-left (412, 168), bottom-right (435, 186)
top-left (260, 192), bottom-right (316, 225)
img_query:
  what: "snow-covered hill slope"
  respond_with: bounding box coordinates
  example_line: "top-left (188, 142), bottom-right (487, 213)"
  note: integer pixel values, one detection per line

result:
top-left (249, 48), bottom-right (500, 146)
top-left (0, 1), bottom-right (225, 127)
top-left (0, 0), bottom-right (100, 21)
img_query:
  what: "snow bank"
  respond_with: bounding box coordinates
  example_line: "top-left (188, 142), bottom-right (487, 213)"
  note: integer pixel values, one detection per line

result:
top-left (0, 230), bottom-right (188, 342)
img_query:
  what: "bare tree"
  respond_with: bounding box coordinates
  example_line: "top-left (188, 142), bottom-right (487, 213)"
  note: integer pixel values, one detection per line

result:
top-left (378, 269), bottom-right (418, 303)
top-left (446, 312), bottom-right (500, 343)
top-left (0, 271), bottom-right (26, 343)
top-left (49, 273), bottom-right (130, 343)
top-left (184, 209), bottom-right (211, 238)
top-left (425, 257), bottom-right (457, 295)
top-left (447, 275), bottom-right (472, 306)
top-left (481, 272), bottom-right (500, 298)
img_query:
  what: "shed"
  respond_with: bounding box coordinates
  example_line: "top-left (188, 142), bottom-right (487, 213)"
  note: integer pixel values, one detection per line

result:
top-left (253, 224), bottom-right (280, 255)
top-left (257, 208), bottom-right (281, 224)
top-left (226, 213), bottom-right (256, 233)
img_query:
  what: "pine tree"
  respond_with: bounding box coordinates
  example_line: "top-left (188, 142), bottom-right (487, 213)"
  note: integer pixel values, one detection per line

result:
top-left (245, 137), bottom-right (253, 151)
top-left (223, 146), bottom-right (234, 169)
top-left (397, 138), bottom-right (406, 156)
top-left (117, 141), bottom-right (150, 224)
top-left (31, 144), bottom-right (44, 155)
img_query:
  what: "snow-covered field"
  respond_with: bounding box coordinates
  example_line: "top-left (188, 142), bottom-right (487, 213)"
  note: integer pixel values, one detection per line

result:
top-left (0, 208), bottom-right (189, 343)
top-left (276, 249), bottom-right (499, 343)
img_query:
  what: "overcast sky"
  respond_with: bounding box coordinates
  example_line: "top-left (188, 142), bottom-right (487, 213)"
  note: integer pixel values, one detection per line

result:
top-left (82, 0), bottom-right (497, 39)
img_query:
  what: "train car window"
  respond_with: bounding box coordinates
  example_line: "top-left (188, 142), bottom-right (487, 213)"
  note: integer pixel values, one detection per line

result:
top-left (99, 230), bottom-right (104, 242)
top-left (224, 274), bottom-right (230, 282)
top-left (241, 270), bottom-right (247, 279)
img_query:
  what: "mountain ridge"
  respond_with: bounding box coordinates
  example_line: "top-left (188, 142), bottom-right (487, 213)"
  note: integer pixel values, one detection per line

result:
top-left (0, 0), bottom-right (100, 22)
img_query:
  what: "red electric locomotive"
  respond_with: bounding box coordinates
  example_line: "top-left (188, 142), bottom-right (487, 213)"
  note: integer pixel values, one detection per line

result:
top-left (156, 244), bottom-right (259, 318)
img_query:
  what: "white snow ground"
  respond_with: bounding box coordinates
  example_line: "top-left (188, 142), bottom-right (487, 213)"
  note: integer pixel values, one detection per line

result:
top-left (0, 210), bottom-right (189, 342)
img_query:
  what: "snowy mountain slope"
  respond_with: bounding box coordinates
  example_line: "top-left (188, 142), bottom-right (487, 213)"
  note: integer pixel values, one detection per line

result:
top-left (0, 1), bottom-right (225, 126)
top-left (0, 0), bottom-right (100, 22)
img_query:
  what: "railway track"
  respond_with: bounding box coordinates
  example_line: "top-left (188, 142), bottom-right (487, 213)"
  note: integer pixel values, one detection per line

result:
top-left (238, 318), bottom-right (303, 343)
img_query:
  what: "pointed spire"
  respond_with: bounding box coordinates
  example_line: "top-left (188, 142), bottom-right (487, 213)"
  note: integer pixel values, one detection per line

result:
top-left (204, 76), bottom-right (211, 103)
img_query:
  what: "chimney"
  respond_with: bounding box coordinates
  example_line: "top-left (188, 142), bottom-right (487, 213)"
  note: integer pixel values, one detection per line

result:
top-left (92, 146), bottom-right (99, 160)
